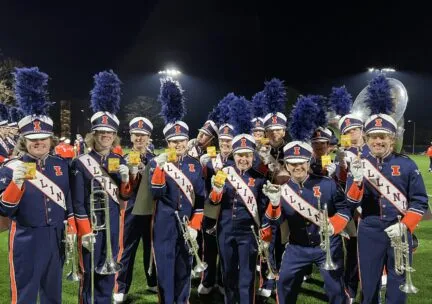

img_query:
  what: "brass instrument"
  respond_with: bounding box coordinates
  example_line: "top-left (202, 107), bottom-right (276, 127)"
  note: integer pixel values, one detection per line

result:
top-left (63, 220), bottom-right (80, 281)
top-left (390, 216), bottom-right (418, 293)
top-left (174, 211), bottom-right (208, 274)
top-left (89, 177), bottom-right (122, 304)
top-left (250, 225), bottom-right (277, 280)
top-left (317, 196), bottom-right (337, 271)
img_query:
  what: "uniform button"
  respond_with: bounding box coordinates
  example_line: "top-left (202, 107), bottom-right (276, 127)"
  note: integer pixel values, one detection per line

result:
top-left (47, 208), bottom-right (51, 212)
top-left (179, 195), bottom-right (183, 199)
top-left (383, 215), bottom-right (386, 218)
top-left (46, 198), bottom-right (50, 202)
top-left (308, 232), bottom-right (312, 235)
top-left (179, 204), bottom-right (182, 208)
top-left (48, 218), bottom-right (52, 222)
top-left (233, 199), bottom-right (237, 203)
top-left (382, 204), bottom-right (386, 208)
top-left (233, 215), bottom-right (236, 218)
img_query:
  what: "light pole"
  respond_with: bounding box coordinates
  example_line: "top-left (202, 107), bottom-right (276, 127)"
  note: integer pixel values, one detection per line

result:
top-left (158, 69), bottom-right (182, 77)
top-left (408, 120), bottom-right (416, 154)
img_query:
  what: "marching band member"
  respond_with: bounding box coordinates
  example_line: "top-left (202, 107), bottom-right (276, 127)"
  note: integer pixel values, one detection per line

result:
top-left (187, 119), bottom-right (219, 159)
top-left (0, 104), bottom-right (11, 162)
top-left (150, 77), bottom-right (206, 304)
top-left (263, 95), bottom-right (351, 304)
top-left (345, 74), bottom-right (428, 304)
top-left (114, 116), bottom-right (157, 303)
top-left (71, 70), bottom-right (133, 304)
top-left (0, 67), bottom-right (77, 303)
top-left (332, 85), bottom-right (368, 302)
top-left (198, 122), bottom-right (235, 295)
top-left (208, 96), bottom-right (269, 304)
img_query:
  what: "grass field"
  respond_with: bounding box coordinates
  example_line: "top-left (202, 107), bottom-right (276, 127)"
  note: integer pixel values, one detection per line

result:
top-left (1, 155), bottom-right (431, 303)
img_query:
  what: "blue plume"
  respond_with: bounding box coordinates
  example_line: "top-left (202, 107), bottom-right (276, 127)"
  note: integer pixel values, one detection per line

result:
top-left (90, 70), bottom-right (122, 114)
top-left (263, 78), bottom-right (286, 114)
top-left (251, 91), bottom-right (267, 118)
top-left (9, 106), bottom-right (24, 122)
top-left (289, 96), bottom-right (320, 141)
top-left (158, 77), bottom-right (186, 124)
top-left (366, 74), bottom-right (393, 115)
top-left (329, 86), bottom-right (352, 116)
top-left (13, 67), bottom-right (52, 116)
top-left (0, 104), bottom-right (9, 121)
top-left (217, 92), bottom-right (236, 125)
top-left (309, 95), bottom-right (328, 127)
top-left (229, 96), bottom-right (253, 135)
top-left (207, 105), bottom-right (220, 125)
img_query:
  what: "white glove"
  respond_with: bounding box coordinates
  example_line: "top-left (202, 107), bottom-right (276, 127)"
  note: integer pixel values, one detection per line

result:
top-left (258, 146), bottom-right (272, 165)
top-left (211, 175), bottom-right (224, 193)
top-left (12, 162), bottom-right (27, 188)
top-left (129, 166), bottom-right (139, 176)
top-left (262, 181), bottom-right (281, 206)
top-left (187, 138), bottom-right (198, 150)
top-left (81, 233), bottom-right (96, 251)
top-left (119, 164), bottom-right (130, 183)
top-left (187, 226), bottom-right (198, 240)
top-left (154, 153), bottom-right (168, 168)
top-left (384, 222), bottom-right (407, 238)
top-left (326, 163), bottom-right (337, 177)
top-left (200, 154), bottom-right (211, 167)
top-left (350, 159), bottom-right (364, 182)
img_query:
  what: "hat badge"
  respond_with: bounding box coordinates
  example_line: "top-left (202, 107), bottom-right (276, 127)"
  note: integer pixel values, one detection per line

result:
top-left (138, 120), bottom-right (144, 128)
top-left (345, 118), bottom-right (351, 126)
top-left (272, 115), bottom-right (278, 124)
top-left (223, 126), bottom-right (229, 134)
top-left (316, 131), bottom-right (321, 137)
top-left (240, 137), bottom-right (247, 147)
top-left (375, 118), bottom-right (383, 127)
top-left (293, 146), bottom-right (301, 155)
top-left (175, 125), bottom-right (181, 134)
top-left (101, 115), bottom-right (109, 124)
top-left (33, 120), bottom-right (41, 131)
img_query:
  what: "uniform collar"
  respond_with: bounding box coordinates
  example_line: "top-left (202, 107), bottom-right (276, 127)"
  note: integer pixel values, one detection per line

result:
top-left (289, 174), bottom-right (309, 189)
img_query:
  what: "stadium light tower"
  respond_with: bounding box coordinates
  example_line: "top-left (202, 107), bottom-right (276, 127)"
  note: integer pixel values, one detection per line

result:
top-left (158, 68), bottom-right (182, 77)
top-left (367, 67), bottom-right (396, 73)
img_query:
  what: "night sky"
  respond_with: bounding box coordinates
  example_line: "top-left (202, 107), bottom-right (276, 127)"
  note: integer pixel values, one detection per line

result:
top-left (1, 0), bottom-right (432, 147)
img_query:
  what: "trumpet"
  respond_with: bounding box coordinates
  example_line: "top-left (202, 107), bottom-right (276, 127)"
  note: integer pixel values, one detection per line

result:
top-left (174, 211), bottom-right (208, 274)
top-left (63, 220), bottom-right (80, 281)
top-left (251, 225), bottom-right (277, 280)
top-left (390, 216), bottom-right (418, 294)
top-left (317, 196), bottom-right (337, 271)
top-left (89, 177), bottom-right (122, 303)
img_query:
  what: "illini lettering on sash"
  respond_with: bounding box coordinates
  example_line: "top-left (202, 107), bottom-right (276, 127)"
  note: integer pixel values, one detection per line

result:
top-left (362, 159), bottom-right (407, 213)
top-left (79, 155), bottom-right (120, 204)
top-left (163, 163), bottom-right (194, 206)
top-left (6, 160), bottom-right (66, 210)
top-left (281, 184), bottom-right (321, 226)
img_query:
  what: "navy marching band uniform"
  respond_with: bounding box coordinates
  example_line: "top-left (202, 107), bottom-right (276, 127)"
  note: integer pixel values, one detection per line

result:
top-left (264, 141), bottom-right (351, 304)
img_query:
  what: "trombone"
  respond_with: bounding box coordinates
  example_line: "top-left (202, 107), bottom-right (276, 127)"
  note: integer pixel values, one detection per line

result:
top-left (250, 225), bottom-right (277, 280)
top-left (89, 177), bottom-right (122, 303)
top-left (174, 211), bottom-right (208, 274)
top-left (317, 196), bottom-right (337, 271)
top-left (390, 215), bottom-right (418, 294)
top-left (63, 220), bottom-right (80, 281)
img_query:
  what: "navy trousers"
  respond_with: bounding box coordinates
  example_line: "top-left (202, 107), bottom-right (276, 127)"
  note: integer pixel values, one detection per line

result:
top-left (153, 212), bottom-right (192, 304)
top-left (358, 216), bottom-right (411, 304)
top-left (9, 222), bottom-right (64, 304)
top-left (218, 227), bottom-right (258, 304)
top-left (115, 202), bottom-right (157, 294)
top-left (277, 238), bottom-right (347, 304)
top-left (201, 216), bottom-right (223, 288)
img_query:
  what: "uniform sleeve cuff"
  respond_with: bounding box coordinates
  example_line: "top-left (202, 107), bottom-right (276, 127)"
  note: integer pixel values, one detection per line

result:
top-left (151, 166), bottom-right (166, 186)
top-left (189, 211), bottom-right (204, 230)
top-left (260, 225), bottom-right (272, 242)
top-left (347, 182), bottom-right (364, 202)
top-left (265, 204), bottom-right (281, 220)
top-left (329, 213), bottom-right (349, 235)
top-left (402, 211), bottom-right (423, 232)
top-left (209, 190), bottom-right (223, 204)
top-left (67, 216), bottom-right (78, 234)
top-left (76, 217), bottom-right (92, 236)
top-left (2, 182), bottom-right (25, 205)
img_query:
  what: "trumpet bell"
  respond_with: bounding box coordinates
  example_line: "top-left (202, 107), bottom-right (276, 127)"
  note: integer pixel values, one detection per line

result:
top-left (66, 271), bottom-right (80, 282)
top-left (399, 283), bottom-right (418, 294)
top-left (193, 261), bottom-right (208, 274)
top-left (96, 260), bottom-right (122, 275)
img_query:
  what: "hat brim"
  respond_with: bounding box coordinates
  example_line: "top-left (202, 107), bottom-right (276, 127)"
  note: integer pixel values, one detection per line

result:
top-left (219, 135), bottom-right (233, 140)
top-left (366, 129), bottom-right (394, 135)
top-left (285, 158), bottom-right (309, 164)
top-left (234, 148), bottom-right (254, 154)
top-left (130, 130), bottom-right (151, 135)
top-left (24, 133), bottom-right (52, 140)
top-left (93, 126), bottom-right (117, 132)
top-left (311, 138), bottom-right (330, 142)
top-left (265, 125), bottom-right (285, 131)
top-left (166, 135), bottom-right (189, 141)
top-left (342, 125), bottom-right (363, 134)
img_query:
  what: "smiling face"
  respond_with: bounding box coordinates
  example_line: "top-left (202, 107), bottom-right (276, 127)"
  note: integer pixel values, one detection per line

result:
top-left (265, 128), bottom-right (285, 146)
top-left (234, 152), bottom-right (253, 171)
top-left (367, 133), bottom-right (395, 158)
top-left (285, 161), bottom-right (309, 183)
top-left (219, 138), bottom-right (233, 155)
top-left (131, 133), bottom-right (150, 150)
top-left (94, 130), bottom-right (116, 151)
top-left (26, 137), bottom-right (51, 158)
top-left (167, 139), bottom-right (188, 156)
top-left (345, 127), bottom-right (364, 146)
